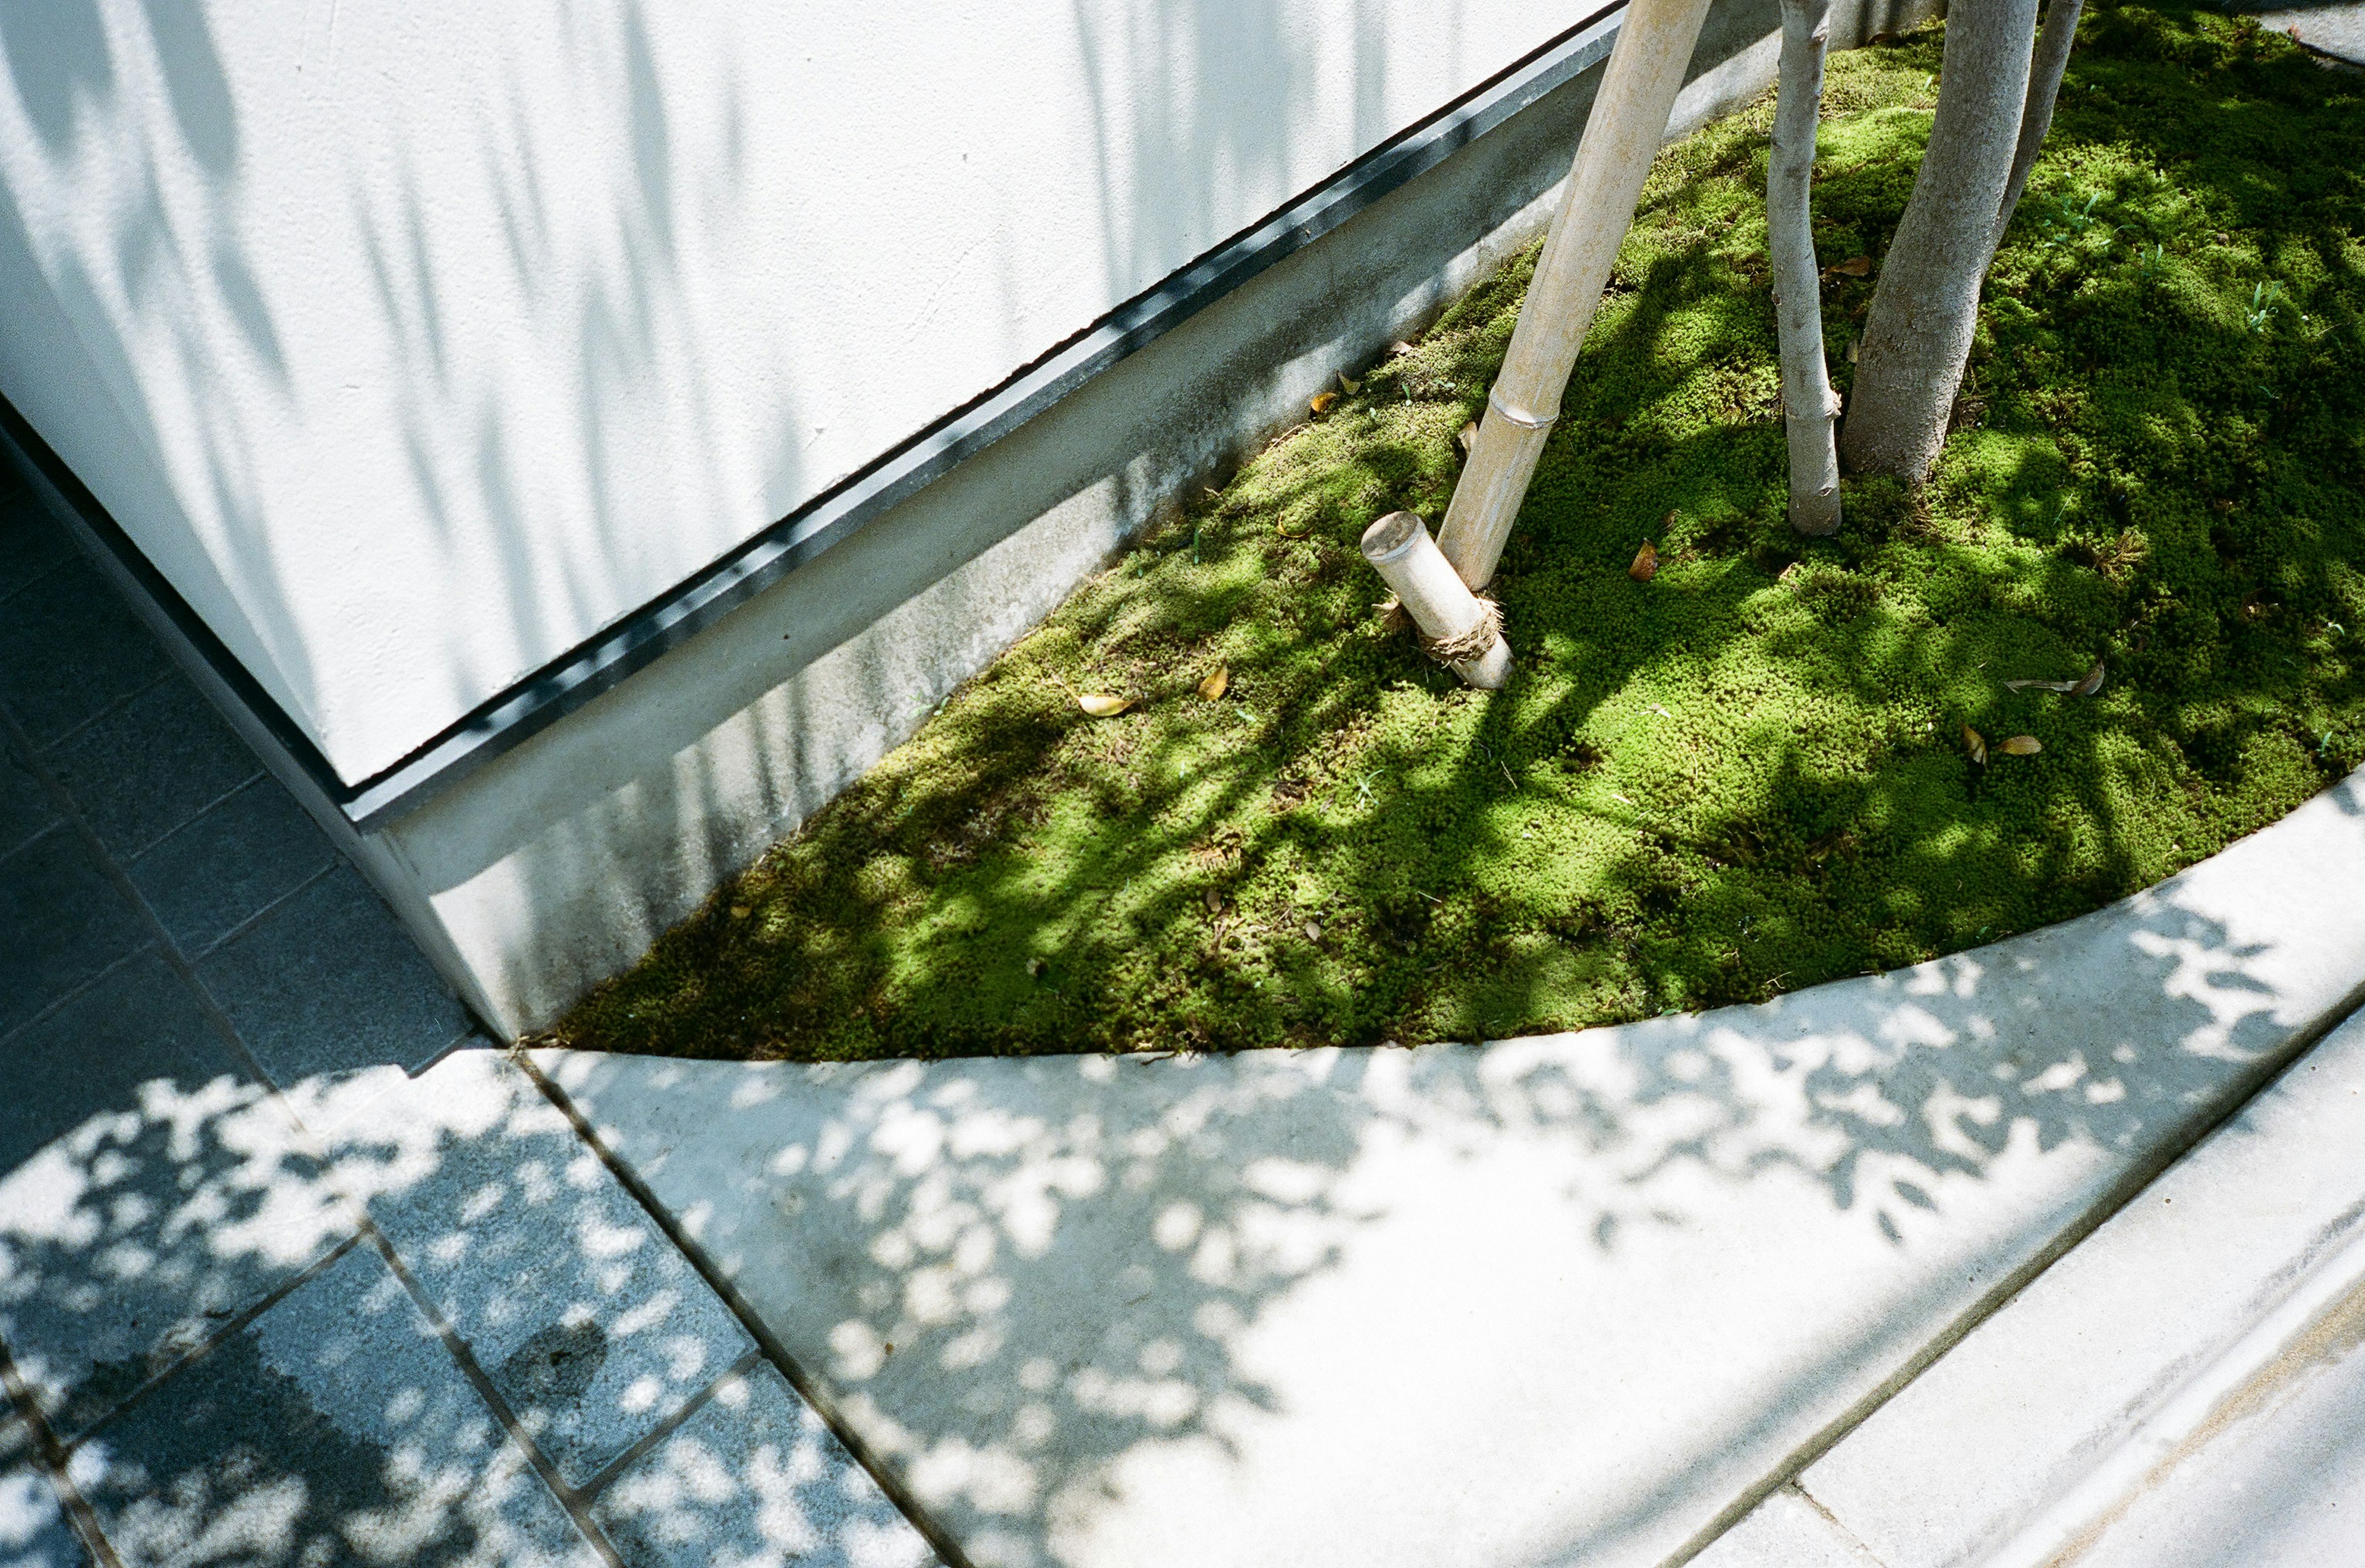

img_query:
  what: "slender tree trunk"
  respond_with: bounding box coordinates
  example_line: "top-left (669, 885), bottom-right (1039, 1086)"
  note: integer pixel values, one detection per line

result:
top-left (1837, 0), bottom-right (2039, 482)
top-left (1989, 0), bottom-right (2085, 258)
top-left (1769, 0), bottom-right (1841, 535)
top-left (1433, 0), bottom-right (1715, 589)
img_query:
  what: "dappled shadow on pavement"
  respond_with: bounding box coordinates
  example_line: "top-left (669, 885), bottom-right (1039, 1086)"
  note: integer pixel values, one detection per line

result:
top-left (543, 767), bottom-right (2365, 1568)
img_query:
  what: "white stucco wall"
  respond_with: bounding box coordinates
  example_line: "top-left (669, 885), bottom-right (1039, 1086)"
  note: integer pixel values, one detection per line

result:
top-left (0, 0), bottom-right (1589, 783)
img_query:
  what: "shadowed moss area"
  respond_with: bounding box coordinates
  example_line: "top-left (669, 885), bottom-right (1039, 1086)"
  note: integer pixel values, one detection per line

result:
top-left (562, 4), bottom-right (2364, 1061)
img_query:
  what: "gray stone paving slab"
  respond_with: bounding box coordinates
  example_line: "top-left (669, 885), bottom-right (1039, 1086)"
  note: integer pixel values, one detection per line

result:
top-left (590, 1361), bottom-right (937, 1568)
top-left (0, 953), bottom-right (350, 1438)
top-left (2066, 1291), bottom-right (2365, 1567)
top-left (0, 828), bottom-right (150, 1040)
top-left (73, 1242), bottom-right (600, 1568)
top-left (539, 769), bottom-right (2365, 1568)
top-left (128, 777), bottom-right (338, 956)
top-left (0, 561), bottom-right (172, 746)
top-left (340, 1051), bottom-right (755, 1489)
top-left (0, 496), bottom-right (874, 1568)
top-left (1784, 1006), bottom-right (2365, 1567)
top-left (0, 748), bottom-right (54, 863)
top-left (41, 679), bottom-right (261, 860)
top-left (2256, 1), bottom-right (2365, 65)
top-left (196, 863), bottom-right (470, 1091)
top-left (1690, 1485), bottom-right (1873, 1568)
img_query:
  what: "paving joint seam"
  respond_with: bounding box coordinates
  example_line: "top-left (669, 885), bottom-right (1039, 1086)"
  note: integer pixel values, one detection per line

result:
top-left (512, 1048), bottom-right (984, 1568)
top-left (1975, 1205), bottom-right (2365, 1567)
top-left (19, 666), bottom-right (179, 761)
top-left (1789, 1481), bottom-right (1891, 1567)
top-left (110, 767), bottom-right (269, 863)
top-left (1665, 967), bottom-right (2365, 1568)
top-left (0, 698), bottom-right (307, 1105)
top-left (0, 556), bottom-right (67, 614)
top-left (0, 1324), bottom-right (127, 1568)
top-left (42, 1232), bottom-right (371, 1453)
top-left (0, 936), bottom-right (160, 1054)
top-left (358, 1219), bottom-right (631, 1568)
top-left (573, 1345), bottom-right (770, 1503)
top-left (0, 815), bottom-right (65, 871)
top-left (176, 855), bottom-right (342, 963)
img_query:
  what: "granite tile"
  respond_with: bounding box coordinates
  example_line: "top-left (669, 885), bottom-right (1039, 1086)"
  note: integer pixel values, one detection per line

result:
top-left (0, 560), bottom-right (170, 746)
top-left (0, 953), bottom-right (348, 1437)
top-left (0, 741), bottom-right (57, 862)
top-left (76, 1243), bottom-right (600, 1568)
top-left (129, 777), bottom-right (336, 956)
top-left (349, 1053), bottom-right (756, 1489)
top-left (195, 864), bottom-right (469, 1091)
top-left (43, 679), bottom-right (259, 859)
top-left (0, 828), bottom-right (149, 1040)
top-left (591, 1362), bottom-right (936, 1568)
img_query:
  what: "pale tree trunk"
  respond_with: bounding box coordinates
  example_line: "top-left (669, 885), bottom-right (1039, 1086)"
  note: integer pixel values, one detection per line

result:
top-left (1989, 0), bottom-right (2085, 258)
top-left (1769, 0), bottom-right (1841, 535)
top-left (1837, 0), bottom-right (2040, 482)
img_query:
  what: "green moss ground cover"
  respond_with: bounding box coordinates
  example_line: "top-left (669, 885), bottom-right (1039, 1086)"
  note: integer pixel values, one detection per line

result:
top-left (563, 6), bottom-right (2365, 1060)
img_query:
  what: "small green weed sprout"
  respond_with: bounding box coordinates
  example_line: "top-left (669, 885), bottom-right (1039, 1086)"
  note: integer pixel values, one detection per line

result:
top-left (2245, 280), bottom-right (2284, 333)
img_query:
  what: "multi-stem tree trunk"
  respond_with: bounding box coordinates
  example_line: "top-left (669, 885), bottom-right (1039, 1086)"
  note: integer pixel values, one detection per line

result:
top-left (1989, 0), bottom-right (2085, 258)
top-left (1837, 0), bottom-right (2040, 482)
top-left (1769, 0), bottom-right (1841, 535)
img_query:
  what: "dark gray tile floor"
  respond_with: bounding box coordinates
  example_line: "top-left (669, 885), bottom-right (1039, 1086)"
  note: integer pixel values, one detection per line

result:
top-left (0, 472), bottom-right (937, 1566)
top-left (0, 481), bottom-right (575, 1566)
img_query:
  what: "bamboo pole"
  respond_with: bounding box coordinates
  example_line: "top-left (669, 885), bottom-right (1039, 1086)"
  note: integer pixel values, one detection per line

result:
top-left (1434, 0), bottom-right (1715, 589)
top-left (1360, 512), bottom-right (1513, 690)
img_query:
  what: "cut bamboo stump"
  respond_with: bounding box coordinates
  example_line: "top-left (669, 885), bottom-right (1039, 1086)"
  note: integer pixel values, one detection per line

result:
top-left (1360, 511), bottom-right (1513, 690)
top-left (1434, 0), bottom-right (1715, 590)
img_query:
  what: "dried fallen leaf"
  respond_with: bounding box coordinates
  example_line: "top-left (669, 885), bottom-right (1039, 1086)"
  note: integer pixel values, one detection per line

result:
top-left (1338, 370), bottom-right (1362, 394)
top-left (1078, 692), bottom-right (1136, 717)
top-left (1198, 666), bottom-right (1229, 700)
top-left (2003, 659), bottom-right (2106, 697)
top-left (1309, 390), bottom-right (1339, 416)
top-left (1389, 340), bottom-right (1417, 358)
top-left (1457, 419), bottom-right (1479, 454)
top-left (1999, 734), bottom-right (2043, 756)
top-left (1203, 887), bottom-right (1224, 915)
top-left (1304, 919), bottom-right (1323, 942)
top-left (1833, 256), bottom-right (1873, 277)
top-left (1630, 541), bottom-right (1660, 582)
top-left (1964, 724), bottom-right (1988, 766)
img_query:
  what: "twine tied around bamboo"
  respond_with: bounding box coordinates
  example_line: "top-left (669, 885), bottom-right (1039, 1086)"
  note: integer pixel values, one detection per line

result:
top-left (1359, 511), bottom-right (1513, 690)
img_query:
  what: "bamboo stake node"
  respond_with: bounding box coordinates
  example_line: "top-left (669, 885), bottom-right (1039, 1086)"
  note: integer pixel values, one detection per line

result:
top-left (1434, 0), bottom-right (1715, 591)
top-left (1486, 389), bottom-right (1560, 430)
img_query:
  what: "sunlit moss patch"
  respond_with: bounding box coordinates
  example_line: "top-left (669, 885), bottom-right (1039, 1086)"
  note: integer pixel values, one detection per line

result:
top-left (561, 6), bottom-right (2364, 1060)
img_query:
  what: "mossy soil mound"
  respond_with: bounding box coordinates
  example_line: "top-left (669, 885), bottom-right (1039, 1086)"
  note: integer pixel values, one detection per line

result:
top-left (562, 6), bottom-right (2365, 1061)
